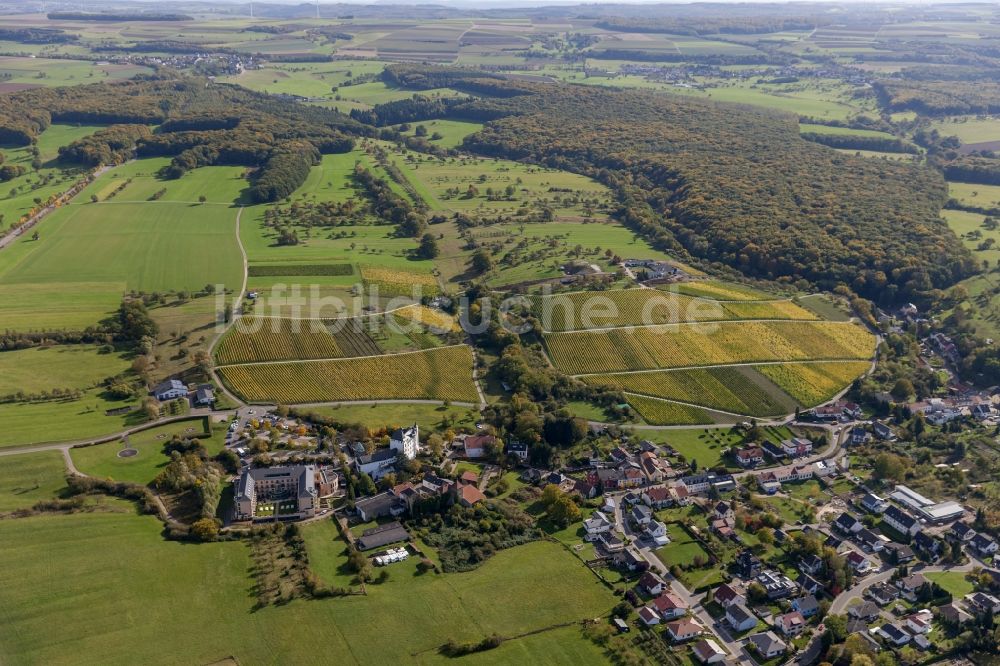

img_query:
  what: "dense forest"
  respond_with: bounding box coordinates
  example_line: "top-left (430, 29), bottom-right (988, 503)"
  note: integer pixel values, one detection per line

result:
top-left (874, 80), bottom-right (1000, 116)
top-left (0, 76), bottom-right (369, 202)
top-left (374, 65), bottom-right (974, 303)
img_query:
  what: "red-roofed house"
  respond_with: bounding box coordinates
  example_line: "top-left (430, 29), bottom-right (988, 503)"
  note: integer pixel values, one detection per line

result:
top-left (459, 470), bottom-right (479, 485)
top-left (459, 484), bottom-right (486, 507)
top-left (651, 592), bottom-right (688, 620)
top-left (712, 583), bottom-right (742, 608)
top-left (666, 618), bottom-right (703, 642)
top-left (776, 611), bottom-right (806, 636)
top-left (463, 434), bottom-right (495, 458)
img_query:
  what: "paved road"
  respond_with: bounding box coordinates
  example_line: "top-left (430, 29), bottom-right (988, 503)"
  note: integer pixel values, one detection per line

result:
top-left (829, 561), bottom-right (976, 615)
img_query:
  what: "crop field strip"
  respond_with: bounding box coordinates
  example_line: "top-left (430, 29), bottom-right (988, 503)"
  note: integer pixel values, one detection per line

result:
top-left (531, 289), bottom-right (818, 332)
top-left (582, 365), bottom-right (795, 417)
top-left (545, 320), bottom-right (875, 375)
top-left (218, 345), bottom-right (479, 404)
top-left (247, 264), bottom-right (355, 277)
top-left (214, 314), bottom-right (385, 365)
top-left (756, 361), bottom-right (873, 407)
top-left (623, 393), bottom-right (714, 426)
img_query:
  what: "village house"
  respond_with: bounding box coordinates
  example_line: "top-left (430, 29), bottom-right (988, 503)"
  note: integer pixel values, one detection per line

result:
top-left (151, 379), bottom-right (187, 401)
top-left (642, 485), bottom-right (673, 509)
top-left (638, 606), bottom-right (661, 626)
top-left (735, 445), bottom-right (765, 468)
top-left (878, 623), bottom-right (910, 647)
top-left (791, 595), bottom-right (819, 618)
top-left (833, 512), bottom-right (863, 534)
top-left (905, 610), bottom-right (933, 635)
top-left (798, 554), bottom-right (823, 576)
top-left (849, 601), bottom-right (881, 622)
top-left (849, 426), bottom-right (870, 446)
top-left (725, 602), bottom-right (757, 633)
top-left (797, 573), bottom-right (823, 595)
top-left (192, 386), bottom-right (214, 407)
top-left (873, 421), bottom-right (895, 441)
top-left (883, 542), bottom-right (915, 564)
top-left (855, 528), bottom-right (885, 552)
top-left (462, 433), bottom-right (494, 459)
top-left (780, 437), bottom-right (813, 458)
top-left (679, 472), bottom-right (735, 495)
top-left (937, 603), bottom-right (973, 627)
top-left (356, 448), bottom-right (398, 480)
top-left (691, 638), bottom-right (726, 664)
top-left (713, 501), bottom-right (734, 523)
top-left (505, 440), bottom-right (529, 461)
top-left (757, 472), bottom-right (781, 494)
top-left (756, 570), bottom-right (798, 600)
top-left (598, 531), bottom-right (625, 553)
top-left (584, 511), bottom-right (614, 540)
top-left (645, 519), bottom-right (670, 546)
top-left (650, 592), bottom-right (688, 620)
top-left (883, 505), bottom-right (921, 536)
top-left (965, 592), bottom-right (1000, 616)
top-left (458, 484), bottom-right (486, 507)
top-left (712, 583), bottom-right (742, 608)
top-left (630, 504), bottom-right (653, 527)
top-left (666, 617), bottom-right (703, 642)
top-left (638, 451), bottom-right (671, 482)
top-left (355, 491), bottom-right (406, 522)
top-left (951, 521), bottom-right (976, 542)
top-left (748, 631), bottom-right (787, 659)
top-left (736, 550), bottom-right (764, 578)
top-left (972, 533), bottom-right (998, 557)
top-left (775, 611), bottom-right (806, 637)
top-left (913, 531), bottom-right (942, 559)
top-left (613, 547), bottom-right (648, 572)
top-left (846, 551), bottom-right (872, 574)
top-left (896, 573), bottom-right (928, 602)
top-left (861, 493), bottom-right (889, 514)
top-left (639, 571), bottom-right (667, 597)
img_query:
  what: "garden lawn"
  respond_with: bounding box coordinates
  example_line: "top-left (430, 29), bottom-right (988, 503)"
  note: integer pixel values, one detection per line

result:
top-left (925, 571), bottom-right (974, 597)
top-left (70, 417), bottom-right (220, 486)
top-left (0, 451), bottom-right (67, 512)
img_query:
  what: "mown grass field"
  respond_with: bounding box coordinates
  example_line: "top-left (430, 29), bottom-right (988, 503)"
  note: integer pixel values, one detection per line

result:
top-left (931, 116), bottom-right (1000, 144)
top-left (0, 510), bottom-right (615, 665)
top-left (70, 418), bottom-right (222, 486)
top-left (0, 345), bottom-right (129, 396)
top-left (0, 55), bottom-right (152, 87)
top-left (0, 451), bottom-right (67, 513)
top-left (400, 119), bottom-right (485, 148)
top-left (545, 320), bottom-right (875, 375)
top-left (219, 345), bottom-right (479, 404)
top-left (0, 389), bottom-right (139, 449)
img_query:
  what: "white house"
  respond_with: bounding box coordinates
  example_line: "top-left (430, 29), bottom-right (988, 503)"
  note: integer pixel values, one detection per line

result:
top-left (692, 639), bottom-right (726, 664)
top-left (390, 425), bottom-right (420, 460)
top-left (666, 618), bottom-right (703, 642)
top-left (748, 631), bottom-right (787, 659)
top-left (151, 379), bottom-right (187, 401)
top-left (725, 602), bottom-right (757, 633)
top-left (584, 511), bottom-right (614, 540)
top-left (356, 448), bottom-right (398, 480)
top-left (646, 520), bottom-right (670, 546)
top-left (884, 505), bottom-right (921, 536)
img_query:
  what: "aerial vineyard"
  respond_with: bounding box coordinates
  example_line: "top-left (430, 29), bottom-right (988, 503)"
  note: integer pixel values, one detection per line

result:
top-left (624, 393), bottom-right (713, 426)
top-left (361, 265), bottom-right (440, 296)
top-left (545, 321), bottom-right (875, 375)
top-left (721, 300), bottom-right (818, 321)
top-left (584, 367), bottom-right (792, 417)
top-left (394, 304), bottom-right (460, 332)
top-left (532, 289), bottom-right (817, 332)
top-left (218, 345), bottom-right (479, 404)
top-left (669, 280), bottom-right (772, 301)
top-left (215, 316), bottom-right (344, 365)
top-left (756, 361), bottom-right (872, 407)
top-left (247, 264), bottom-right (354, 277)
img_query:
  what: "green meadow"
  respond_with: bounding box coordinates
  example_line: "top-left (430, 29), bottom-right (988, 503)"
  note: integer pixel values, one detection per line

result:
top-left (0, 346), bottom-right (130, 396)
top-left (0, 451), bottom-right (68, 513)
top-left (0, 510), bottom-right (617, 665)
top-left (0, 56), bottom-right (152, 87)
top-left (70, 418), bottom-right (224, 486)
top-left (400, 120), bottom-right (485, 148)
top-left (931, 116), bottom-right (1000, 144)
top-left (948, 181), bottom-right (1000, 209)
top-left (0, 389), bottom-right (139, 449)
top-left (0, 162), bottom-right (244, 330)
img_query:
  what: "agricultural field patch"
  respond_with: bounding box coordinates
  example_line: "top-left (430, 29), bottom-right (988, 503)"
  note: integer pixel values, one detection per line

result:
top-left (530, 289), bottom-right (816, 332)
top-left (669, 280), bottom-right (774, 300)
top-left (948, 182), bottom-right (1000, 210)
top-left (218, 344), bottom-right (478, 403)
top-left (755, 361), bottom-right (872, 407)
top-left (361, 264), bottom-right (440, 296)
top-left (624, 393), bottom-right (713, 426)
top-left (545, 320), bottom-right (875, 375)
top-left (583, 366), bottom-right (794, 417)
